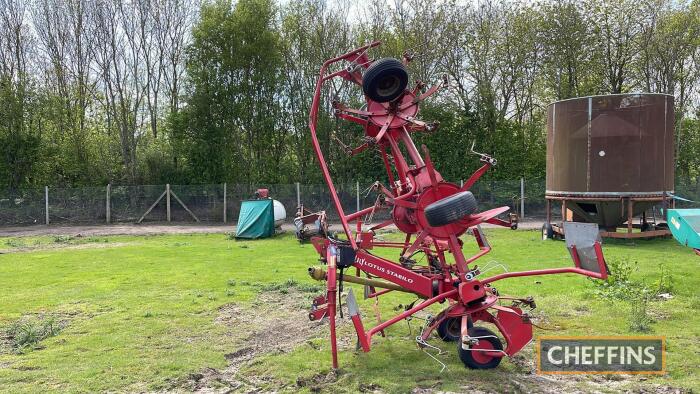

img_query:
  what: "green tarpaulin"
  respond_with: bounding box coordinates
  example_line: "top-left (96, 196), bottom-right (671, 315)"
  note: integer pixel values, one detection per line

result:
top-left (236, 199), bottom-right (275, 239)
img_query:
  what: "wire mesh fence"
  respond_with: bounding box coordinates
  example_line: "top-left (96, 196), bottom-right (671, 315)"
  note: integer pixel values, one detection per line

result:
top-left (0, 178), bottom-right (697, 226)
top-left (0, 188), bottom-right (46, 225)
top-left (50, 186), bottom-right (107, 224)
top-left (674, 180), bottom-right (700, 209)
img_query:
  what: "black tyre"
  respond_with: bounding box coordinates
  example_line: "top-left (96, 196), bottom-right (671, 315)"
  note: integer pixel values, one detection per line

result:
top-left (541, 223), bottom-right (554, 240)
top-left (424, 191), bottom-right (477, 227)
top-left (510, 223), bottom-right (518, 230)
top-left (458, 326), bottom-right (503, 369)
top-left (362, 58), bottom-right (409, 103)
top-left (436, 316), bottom-right (472, 342)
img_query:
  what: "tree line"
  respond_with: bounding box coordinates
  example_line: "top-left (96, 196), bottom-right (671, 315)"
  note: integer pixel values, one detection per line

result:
top-left (0, 0), bottom-right (699, 191)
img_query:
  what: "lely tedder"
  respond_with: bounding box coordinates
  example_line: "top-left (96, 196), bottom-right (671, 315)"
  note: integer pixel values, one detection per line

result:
top-left (305, 42), bottom-right (609, 369)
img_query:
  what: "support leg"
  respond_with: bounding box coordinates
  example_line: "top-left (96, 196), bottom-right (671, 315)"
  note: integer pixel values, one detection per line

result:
top-left (627, 199), bottom-right (634, 235)
top-left (561, 200), bottom-right (567, 223)
top-left (326, 246), bottom-right (339, 369)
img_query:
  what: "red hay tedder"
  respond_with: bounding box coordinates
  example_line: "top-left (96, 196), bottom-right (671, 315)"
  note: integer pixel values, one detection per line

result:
top-left (306, 42), bottom-right (609, 370)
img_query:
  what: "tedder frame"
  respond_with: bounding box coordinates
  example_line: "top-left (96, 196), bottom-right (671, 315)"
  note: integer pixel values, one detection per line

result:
top-left (305, 41), bottom-right (609, 370)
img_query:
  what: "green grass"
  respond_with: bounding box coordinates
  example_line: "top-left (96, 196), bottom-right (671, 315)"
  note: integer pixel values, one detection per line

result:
top-left (0, 230), bottom-right (698, 392)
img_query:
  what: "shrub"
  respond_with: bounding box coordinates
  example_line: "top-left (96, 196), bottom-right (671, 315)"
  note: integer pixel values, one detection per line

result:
top-left (589, 258), bottom-right (647, 301)
top-left (589, 258), bottom-right (676, 333)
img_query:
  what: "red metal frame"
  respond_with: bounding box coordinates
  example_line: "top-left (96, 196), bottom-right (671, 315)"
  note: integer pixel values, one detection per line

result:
top-left (306, 42), bottom-right (609, 369)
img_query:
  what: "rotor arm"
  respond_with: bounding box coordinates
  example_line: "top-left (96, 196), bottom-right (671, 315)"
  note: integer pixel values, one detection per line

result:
top-left (461, 143), bottom-right (497, 191)
top-left (461, 163), bottom-right (492, 192)
top-left (402, 74), bottom-right (449, 110)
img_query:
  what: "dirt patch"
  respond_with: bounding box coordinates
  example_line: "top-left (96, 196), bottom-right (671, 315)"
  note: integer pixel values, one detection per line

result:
top-left (166, 298), bottom-right (686, 394)
top-left (176, 289), bottom-right (325, 392)
top-left (492, 343), bottom-right (689, 394)
top-left (528, 374), bottom-right (690, 393)
top-left (0, 241), bottom-right (134, 254)
top-left (296, 370), bottom-right (340, 392)
top-left (0, 219), bottom-right (544, 238)
top-left (0, 224), bottom-right (283, 238)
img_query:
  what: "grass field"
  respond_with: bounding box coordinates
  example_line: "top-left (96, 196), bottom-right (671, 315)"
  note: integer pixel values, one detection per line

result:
top-left (0, 229), bottom-right (698, 393)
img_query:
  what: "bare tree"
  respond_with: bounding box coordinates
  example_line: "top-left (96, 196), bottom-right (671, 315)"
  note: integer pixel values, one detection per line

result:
top-left (89, 0), bottom-right (147, 182)
top-left (280, 0), bottom-right (354, 180)
top-left (588, 0), bottom-right (642, 93)
top-left (32, 0), bottom-right (96, 178)
top-left (158, 0), bottom-right (195, 115)
top-left (0, 0), bottom-right (32, 83)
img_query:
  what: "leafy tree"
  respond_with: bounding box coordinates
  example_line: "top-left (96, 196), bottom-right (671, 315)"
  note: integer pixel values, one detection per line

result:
top-left (179, 0), bottom-right (283, 183)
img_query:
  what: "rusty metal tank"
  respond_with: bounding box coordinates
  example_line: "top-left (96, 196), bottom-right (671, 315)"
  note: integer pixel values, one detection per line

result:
top-left (546, 93), bottom-right (674, 228)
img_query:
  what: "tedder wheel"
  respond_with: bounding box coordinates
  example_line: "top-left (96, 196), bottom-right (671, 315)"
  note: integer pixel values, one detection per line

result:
top-left (541, 223), bottom-right (554, 240)
top-left (437, 316), bottom-right (473, 342)
top-left (458, 326), bottom-right (503, 369)
top-left (424, 191), bottom-right (477, 227)
top-left (362, 58), bottom-right (409, 103)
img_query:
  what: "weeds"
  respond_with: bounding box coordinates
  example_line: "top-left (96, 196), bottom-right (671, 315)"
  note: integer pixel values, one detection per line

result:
top-left (628, 297), bottom-right (654, 332)
top-left (261, 279), bottom-right (297, 291)
top-left (655, 263), bottom-right (674, 295)
top-left (590, 258), bottom-right (646, 300)
top-left (589, 257), bottom-right (676, 332)
top-left (261, 279), bottom-right (322, 294)
top-left (5, 316), bottom-right (62, 352)
top-left (295, 283), bottom-right (323, 293)
top-left (85, 237), bottom-right (109, 243)
top-left (4, 239), bottom-right (25, 248)
top-left (53, 235), bottom-right (74, 243)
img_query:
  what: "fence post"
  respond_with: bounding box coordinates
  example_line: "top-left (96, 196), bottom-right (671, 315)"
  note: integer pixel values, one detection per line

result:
top-left (166, 184), bottom-right (171, 222)
top-left (45, 186), bottom-right (49, 225)
top-left (106, 184), bottom-right (111, 224)
top-left (520, 177), bottom-right (525, 218)
top-left (296, 182), bottom-right (300, 207)
top-left (356, 181), bottom-right (360, 212)
top-left (223, 183), bottom-right (227, 223)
